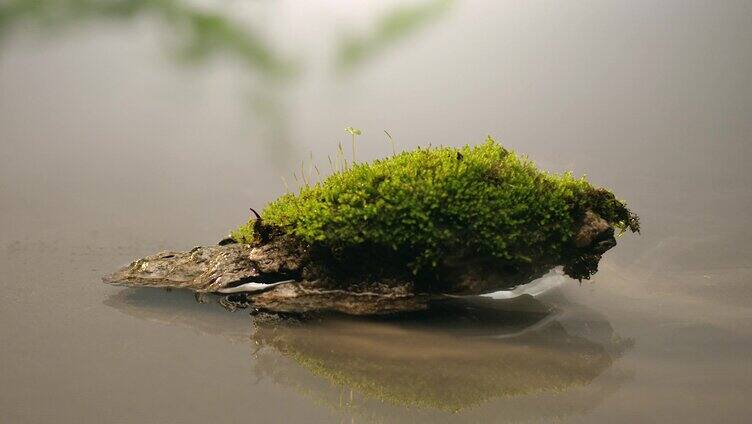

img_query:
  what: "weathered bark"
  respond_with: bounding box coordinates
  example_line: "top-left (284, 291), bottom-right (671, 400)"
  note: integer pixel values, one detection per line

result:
top-left (103, 237), bottom-right (427, 314)
top-left (102, 210), bottom-right (616, 315)
top-left (249, 281), bottom-right (429, 315)
top-left (102, 244), bottom-right (258, 292)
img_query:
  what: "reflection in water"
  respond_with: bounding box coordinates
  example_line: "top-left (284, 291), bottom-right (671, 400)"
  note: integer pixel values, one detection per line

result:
top-left (105, 289), bottom-right (632, 418)
top-left (251, 296), bottom-right (632, 415)
top-left (104, 288), bottom-right (252, 343)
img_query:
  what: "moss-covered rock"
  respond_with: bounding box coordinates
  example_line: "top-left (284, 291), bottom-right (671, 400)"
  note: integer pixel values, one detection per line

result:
top-left (231, 137), bottom-right (638, 282)
top-left (104, 137), bottom-right (640, 314)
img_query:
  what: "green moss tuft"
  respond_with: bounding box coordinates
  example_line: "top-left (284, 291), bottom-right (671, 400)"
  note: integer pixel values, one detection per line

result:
top-left (230, 220), bottom-right (256, 244)
top-left (232, 137), bottom-right (637, 275)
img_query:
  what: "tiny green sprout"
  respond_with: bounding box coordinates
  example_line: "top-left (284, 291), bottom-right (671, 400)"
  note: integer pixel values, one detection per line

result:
top-left (345, 127), bottom-right (362, 136)
top-left (300, 160), bottom-right (309, 187)
top-left (337, 141), bottom-right (347, 171)
top-left (384, 130), bottom-right (396, 156)
top-left (345, 127), bottom-right (362, 163)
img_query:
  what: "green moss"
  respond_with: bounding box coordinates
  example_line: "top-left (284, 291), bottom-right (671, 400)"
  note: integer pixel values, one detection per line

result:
top-left (232, 137), bottom-right (637, 274)
top-left (229, 220), bottom-right (256, 244)
top-left (286, 343), bottom-right (607, 412)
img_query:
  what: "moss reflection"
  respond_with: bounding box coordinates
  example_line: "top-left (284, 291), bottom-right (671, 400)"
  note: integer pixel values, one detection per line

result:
top-left (104, 288), bottom-right (632, 418)
top-left (251, 295), bottom-right (632, 413)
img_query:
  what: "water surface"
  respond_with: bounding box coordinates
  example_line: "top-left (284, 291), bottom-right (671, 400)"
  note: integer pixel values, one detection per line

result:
top-left (1, 1), bottom-right (751, 422)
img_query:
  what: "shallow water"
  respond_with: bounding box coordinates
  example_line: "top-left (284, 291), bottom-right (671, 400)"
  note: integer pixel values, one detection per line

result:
top-left (1, 1), bottom-right (751, 422)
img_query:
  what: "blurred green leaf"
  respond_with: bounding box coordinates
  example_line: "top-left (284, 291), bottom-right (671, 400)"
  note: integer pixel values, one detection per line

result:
top-left (337, 0), bottom-right (453, 71)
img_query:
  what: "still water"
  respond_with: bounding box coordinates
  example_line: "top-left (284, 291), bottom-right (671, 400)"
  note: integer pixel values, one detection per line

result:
top-left (1, 1), bottom-right (751, 422)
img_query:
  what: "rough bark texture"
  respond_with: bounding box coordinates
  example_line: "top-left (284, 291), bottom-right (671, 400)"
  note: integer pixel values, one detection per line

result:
top-left (250, 281), bottom-right (429, 315)
top-left (103, 209), bottom-right (616, 315)
top-left (103, 245), bottom-right (257, 292)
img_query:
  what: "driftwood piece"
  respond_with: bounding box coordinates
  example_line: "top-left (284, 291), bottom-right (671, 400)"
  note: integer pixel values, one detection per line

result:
top-left (103, 210), bottom-right (616, 315)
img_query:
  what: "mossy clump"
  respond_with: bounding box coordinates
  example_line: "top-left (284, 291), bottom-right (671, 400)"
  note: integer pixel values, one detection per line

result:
top-left (232, 137), bottom-right (638, 276)
top-left (230, 220), bottom-right (256, 244)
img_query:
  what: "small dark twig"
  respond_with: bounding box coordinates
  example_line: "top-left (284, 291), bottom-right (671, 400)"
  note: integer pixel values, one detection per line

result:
top-left (249, 207), bottom-right (262, 221)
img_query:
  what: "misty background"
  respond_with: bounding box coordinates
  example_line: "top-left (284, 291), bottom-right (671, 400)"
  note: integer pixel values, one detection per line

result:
top-left (1, 1), bottom-right (751, 422)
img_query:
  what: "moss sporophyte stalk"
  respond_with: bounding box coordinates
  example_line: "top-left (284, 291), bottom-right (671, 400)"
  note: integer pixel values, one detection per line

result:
top-left (230, 137), bottom-right (639, 278)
